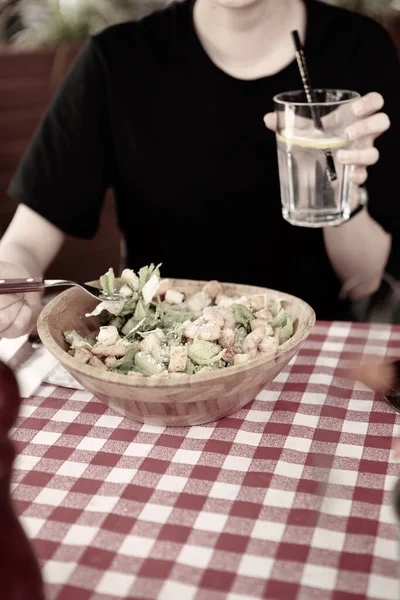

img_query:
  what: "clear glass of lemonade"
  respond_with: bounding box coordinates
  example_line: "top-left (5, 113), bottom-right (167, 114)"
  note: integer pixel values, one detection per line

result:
top-left (274, 89), bottom-right (360, 228)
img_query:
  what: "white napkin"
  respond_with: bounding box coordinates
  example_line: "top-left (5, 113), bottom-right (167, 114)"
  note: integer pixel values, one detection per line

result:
top-left (0, 336), bottom-right (59, 398)
top-left (0, 336), bottom-right (28, 363)
top-left (44, 363), bottom-right (84, 391)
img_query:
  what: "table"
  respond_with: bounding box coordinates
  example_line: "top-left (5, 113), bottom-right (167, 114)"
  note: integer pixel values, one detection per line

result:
top-left (10, 321), bottom-right (400, 600)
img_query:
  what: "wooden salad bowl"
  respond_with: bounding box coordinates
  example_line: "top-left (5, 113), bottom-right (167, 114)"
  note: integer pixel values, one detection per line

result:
top-left (37, 279), bottom-right (316, 427)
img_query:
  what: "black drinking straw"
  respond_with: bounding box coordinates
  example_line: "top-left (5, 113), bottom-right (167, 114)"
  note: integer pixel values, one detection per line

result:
top-left (291, 30), bottom-right (337, 182)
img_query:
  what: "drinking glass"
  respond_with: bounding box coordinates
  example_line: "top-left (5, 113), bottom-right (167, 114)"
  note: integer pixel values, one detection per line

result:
top-left (274, 89), bottom-right (360, 228)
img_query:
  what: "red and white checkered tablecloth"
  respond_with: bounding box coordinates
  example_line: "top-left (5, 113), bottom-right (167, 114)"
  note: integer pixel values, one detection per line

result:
top-left (10, 321), bottom-right (400, 600)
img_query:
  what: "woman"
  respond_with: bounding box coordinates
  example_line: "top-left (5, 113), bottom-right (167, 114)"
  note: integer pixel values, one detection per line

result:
top-left (0, 0), bottom-right (398, 337)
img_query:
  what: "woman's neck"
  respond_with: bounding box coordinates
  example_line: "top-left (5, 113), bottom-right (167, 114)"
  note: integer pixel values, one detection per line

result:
top-left (193, 0), bottom-right (306, 80)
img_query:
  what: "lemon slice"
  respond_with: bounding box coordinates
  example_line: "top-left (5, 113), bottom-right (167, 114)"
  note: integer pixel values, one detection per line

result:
top-left (277, 129), bottom-right (348, 150)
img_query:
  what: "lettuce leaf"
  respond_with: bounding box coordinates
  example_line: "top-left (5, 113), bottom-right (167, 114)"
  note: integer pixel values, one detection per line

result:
top-left (110, 316), bottom-right (124, 329)
top-left (266, 298), bottom-right (283, 317)
top-left (110, 345), bottom-right (139, 373)
top-left (232, 304), bottom-right (254, 333)
top-left (85, 300), bottom-right (126, 318)
top-left (138, 328), bottom-right (165, 340)
top-left (235, 326), bottom-right (248, 346)
top-left (134, 299), bottom-right (147, 322)
top-left (134, 352), bottom-right (165, 376)
top-left (280, 315), bottom-right (296, 342)
top-left (136, 314), bottom-right (162, 335)
top-left (138, 263), bottom-right (162, 289)
top-left (118, 295), bottom-right (139, 317)
top-left (162, 306), bottom-right (194, 329)
top-left (185, 291), bottom-right (212, 316)
top-left (185, 358), bottom-right (199, 375)
top-left (99, 268), bottom-right (116, 295)
top-left (166, 319), bottom-right (192, 347)
top-left (151, 342), bottom-right (170, 364)
top-left (64, 330), bottom-right (94, 350)
top-left (188, 340), bottom-right (226, 366)
top-left (268, 308), bottom-right (287, 328)
top-left (122, 317), bottom-right (146, 338)
top-left (142, 273), bottom-right (160, 304)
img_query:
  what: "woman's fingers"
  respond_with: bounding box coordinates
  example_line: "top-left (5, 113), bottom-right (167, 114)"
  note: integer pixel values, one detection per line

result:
top-left (337, 147), bottom-right (379, 166)
top-left (265, 104), bottom-right (390, 143)
top-left (0, 299), bottom-right (24, 334)
top-left (0, 293), bottom-right (23, 310)
top-left (263, 112), bottom-right (277, 132)
top-left (350, 358), bottom-right (395, 393)
top-left (345, 112), bottom-right (390, 141)
top-left (349, 167), bottom-right (368, 186)
top-left (0, 301), bottom-right (35, 339)
top-left (24, 290), bottom-right (42, 313)
top-left (351, 92), bottom-right (384, 118)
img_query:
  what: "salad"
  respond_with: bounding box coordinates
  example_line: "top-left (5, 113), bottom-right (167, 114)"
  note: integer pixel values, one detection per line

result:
top-left (64, 264), bottom-right (296, 379)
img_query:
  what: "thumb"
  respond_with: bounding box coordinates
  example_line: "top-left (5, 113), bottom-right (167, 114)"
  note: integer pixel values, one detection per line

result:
top-left (263, 112), bottom-right (277, 132)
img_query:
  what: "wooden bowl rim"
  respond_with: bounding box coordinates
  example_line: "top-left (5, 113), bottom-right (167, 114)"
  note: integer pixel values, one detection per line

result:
top-left (37, 278), bottom-right (316, 389)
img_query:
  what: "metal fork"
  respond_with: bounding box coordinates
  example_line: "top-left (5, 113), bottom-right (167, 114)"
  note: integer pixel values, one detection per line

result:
top-left (0, 278), bottom-right (125, 302)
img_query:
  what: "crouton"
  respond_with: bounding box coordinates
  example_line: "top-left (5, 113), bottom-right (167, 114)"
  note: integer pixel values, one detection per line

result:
top-left (202, 280), bottom-right (223, 300)
top-left (157, 279), bottom-right (170, 296)
top-left (168, 346), bottom-right (188, 372)
top-left (216, 295), bottom-right (250, 308)
top-left (255, 309), bottom-right (273, 320)
top-left (105, 356), bottom-right (118, 368)
top-left (250, 294), bottom-right (267, 312)
top-left (64, 329), bottom-right (92, 350)
top-left (91, 344), bottom-right (130, 357)
top-left (165, 289), bottom-right (185, 305)
top-left (73, 347), bottom-right (92, 364)
top-left (88, 356), bottom-right (108, 370)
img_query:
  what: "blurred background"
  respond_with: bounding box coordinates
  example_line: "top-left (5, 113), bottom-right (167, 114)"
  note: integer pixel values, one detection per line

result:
top-left (0, 0), bottom-right (399, 320)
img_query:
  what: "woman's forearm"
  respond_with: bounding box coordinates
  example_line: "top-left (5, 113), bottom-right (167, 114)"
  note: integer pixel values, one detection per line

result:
top-left (0, 239), bottom-right (43, 277)
top-left (323, 209), bottom-right (391, 300)
top-left (0, 205), bottom-right (64, 276)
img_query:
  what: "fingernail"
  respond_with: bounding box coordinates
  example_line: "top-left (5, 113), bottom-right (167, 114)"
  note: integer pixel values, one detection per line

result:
top-left (346, 126), bottom-right (357, 140)
top-left (337, 150), bottom-right (346, 162)
top-left (352, 103), bottom-right (362, 116)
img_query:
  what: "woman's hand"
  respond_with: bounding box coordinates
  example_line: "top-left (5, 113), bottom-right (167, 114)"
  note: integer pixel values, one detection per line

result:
top-left (264, 92), bottom-right (391, 186)
top-left (350, 358), bottom-right (396, 392)
top-left (0, 261), bottom-right (41, 338)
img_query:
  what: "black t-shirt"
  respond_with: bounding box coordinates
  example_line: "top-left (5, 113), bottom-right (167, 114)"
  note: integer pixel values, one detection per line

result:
top-left (8, 0), bottom-right (400, 320)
